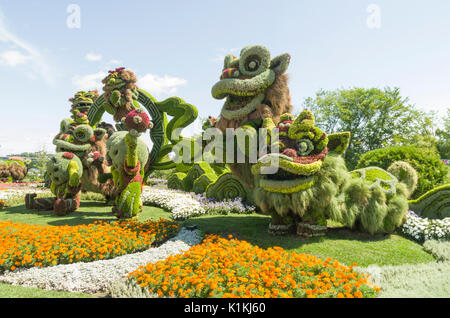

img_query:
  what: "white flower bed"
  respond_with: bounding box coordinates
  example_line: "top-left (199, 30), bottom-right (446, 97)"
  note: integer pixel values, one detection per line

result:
top-left (141, 187), bottom-right (207, 220)
top-left (141, 187), bottom-right (256, 220)
top-left (401, 211), bottom-right (450, 242)
top-left (0, 188), bottom-right (51, 202)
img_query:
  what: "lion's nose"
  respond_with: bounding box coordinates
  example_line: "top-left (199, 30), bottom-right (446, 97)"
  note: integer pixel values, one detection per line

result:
top-left (220, 67), bottom-right (240, 80)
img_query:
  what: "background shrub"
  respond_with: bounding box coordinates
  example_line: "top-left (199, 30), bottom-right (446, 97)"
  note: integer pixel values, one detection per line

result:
top-left (356, 145), bottom-right (447, 198)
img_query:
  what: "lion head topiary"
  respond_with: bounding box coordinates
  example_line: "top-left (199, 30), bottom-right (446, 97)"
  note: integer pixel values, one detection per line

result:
top-left (212, 45), bottom-right (292, 131)
top-left (102, 67), bottom-right (139, 122)
top-left (210, 45), bottom-right (293, 188)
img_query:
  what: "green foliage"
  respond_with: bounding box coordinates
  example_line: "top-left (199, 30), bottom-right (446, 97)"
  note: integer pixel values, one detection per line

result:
top-left (408, 184), bottom-right (450, 219)
top-left (206, 172), bottom-right (248, 202)
top-left (192, 172), bottom-right (218, 194)
top-left (356, 145), bottom-right (447, 198)
top-left (167, 172), bottom-right (187, 190)
top-left (436, 108), bottom-right (450, 159)
top-left (182, 162), bottom-right (217, 192)
top-left (303, 87), bottom-right (436, 169)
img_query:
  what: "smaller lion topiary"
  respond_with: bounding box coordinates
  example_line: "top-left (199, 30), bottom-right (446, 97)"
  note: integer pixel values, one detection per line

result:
top-left (25, 152), bottom-right (83, 216)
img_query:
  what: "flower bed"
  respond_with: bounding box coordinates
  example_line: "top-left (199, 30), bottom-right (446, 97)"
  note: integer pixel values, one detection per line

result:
top-left (401, 211), bottom-right (450, 242)
top-left (141, 187), bottom-right (256, 220)
top-left (141, 188), bottom-right (206, 220)
top-left (127, 235), bottom-right (380, 298)
top-left (0, 218), bottom-right (179, 273)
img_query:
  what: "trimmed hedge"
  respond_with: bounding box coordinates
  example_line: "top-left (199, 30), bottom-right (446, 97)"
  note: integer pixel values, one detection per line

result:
top-left (356, 146), bottom-right (446, 199)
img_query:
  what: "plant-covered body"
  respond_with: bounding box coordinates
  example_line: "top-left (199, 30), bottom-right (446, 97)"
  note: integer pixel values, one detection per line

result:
top-left (252, 110), bottom-right (415, 236)
top-left (53, 90), bottom-right (115, 200)
top-left (25, 152), bottom-right (83, 216)
top-left (105, 110), bottom-right (152, 218)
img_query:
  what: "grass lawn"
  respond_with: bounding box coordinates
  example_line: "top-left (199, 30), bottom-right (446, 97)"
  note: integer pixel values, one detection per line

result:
top-left (182, 214), bottom-right (435, 267)
top-left (0, 200), bottom-right (171, 226)
top-left (0, 283), bottom-right (92, 298)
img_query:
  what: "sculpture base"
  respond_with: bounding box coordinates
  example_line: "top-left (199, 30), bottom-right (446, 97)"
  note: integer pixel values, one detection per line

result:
top-left (296, 222), bottom-right (327, 238)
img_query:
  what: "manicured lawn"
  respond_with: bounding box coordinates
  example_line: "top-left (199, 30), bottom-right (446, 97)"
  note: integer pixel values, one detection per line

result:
top-left (0, 282), bottom-right (92, 298)
top-left (0, 201), bottom-right (171, 226)
top-left (182, 214), bottom-right (435, 267)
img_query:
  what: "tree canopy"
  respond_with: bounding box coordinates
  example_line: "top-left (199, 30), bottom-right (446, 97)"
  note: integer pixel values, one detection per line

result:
top-left (302, 87), bottom-right (439, 169)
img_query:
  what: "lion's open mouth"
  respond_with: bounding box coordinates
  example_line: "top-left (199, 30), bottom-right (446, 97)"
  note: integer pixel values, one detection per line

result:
top-left (252, 153), bottom-right (322, 193)
top-left (220, 93), bottom-right (265, 120)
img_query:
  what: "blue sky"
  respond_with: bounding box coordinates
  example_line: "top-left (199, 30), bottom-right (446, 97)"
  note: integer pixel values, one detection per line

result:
top-left (0, 0), bottom-right (449, 156)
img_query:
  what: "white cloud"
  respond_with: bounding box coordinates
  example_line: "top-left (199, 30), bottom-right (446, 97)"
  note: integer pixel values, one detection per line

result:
top-left (0, 50), bottom-right (30, 66)
top-left (85, 52), bottom-right (102, 62)
top-left (71, 70), bottom-right (187, 99)
top-left (0, 8), bottom-right (54, 83)
top-left (138, 73), bottom-right (187, 98)
top-left (72, 71), bottom-right (107, 91)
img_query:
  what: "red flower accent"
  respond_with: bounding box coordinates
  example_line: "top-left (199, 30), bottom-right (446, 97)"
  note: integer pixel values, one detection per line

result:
top-left (62, 152), bottom-right (75, 159)
top-left (108, 67), bottom-right (125, 74)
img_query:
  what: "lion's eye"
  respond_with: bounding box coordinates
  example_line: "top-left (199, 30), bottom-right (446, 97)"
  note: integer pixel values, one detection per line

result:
top-left (296, 139), bottom-right (314, 156)
top-left (245, 56), bottom-right (261, 72)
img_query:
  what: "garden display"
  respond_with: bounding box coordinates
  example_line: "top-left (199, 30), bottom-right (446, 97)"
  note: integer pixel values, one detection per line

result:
top-left (0, 30), bottom-right (448, 301)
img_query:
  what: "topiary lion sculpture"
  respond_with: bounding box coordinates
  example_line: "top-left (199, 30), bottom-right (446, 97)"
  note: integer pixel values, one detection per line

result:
top-left (251, 110), bottom-right (416, 237)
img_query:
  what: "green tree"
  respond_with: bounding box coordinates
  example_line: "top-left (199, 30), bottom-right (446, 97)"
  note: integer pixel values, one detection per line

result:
top-left (302, 87), bottom-right (434, 169)
top-left (436, 108), bottom-right (450, 159)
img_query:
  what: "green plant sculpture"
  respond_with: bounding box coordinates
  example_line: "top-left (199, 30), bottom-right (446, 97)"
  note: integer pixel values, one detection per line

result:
top-left (408, 184), bottom-right (450, 219)
top-left (251, 110), bottom-right (415, 237)
top-left (25, 152), bottom-right (83, 216)
top-left (211, 45), bottom-right (293, 188)
top-left (105, 109), bottom-right (152, 218)
top-left (53, 90), bottom-right (115, 200)
top-left (87, 68), bottom-right (199, 182)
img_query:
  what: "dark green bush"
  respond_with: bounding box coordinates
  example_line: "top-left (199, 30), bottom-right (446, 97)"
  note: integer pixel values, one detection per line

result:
top-left (356, 146), bottom-right (446, 199)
